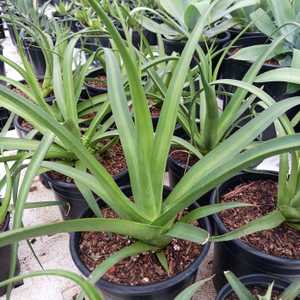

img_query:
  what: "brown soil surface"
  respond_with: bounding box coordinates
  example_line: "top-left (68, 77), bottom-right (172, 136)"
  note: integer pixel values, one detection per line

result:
top-left (226, 286), bottom-right (281, 300)
top-left (48, 142), bottom-right (127, 183)
top-left (170, 150), bottom-right (199, 169)
top-left (79, 207), bottom-right (203, 285)
top-left (220, 180), bottom-right (300, 259)
top-left (150, 104), bottom-right (161, 118)
top-left (86, 75), bottom-right (107, 89)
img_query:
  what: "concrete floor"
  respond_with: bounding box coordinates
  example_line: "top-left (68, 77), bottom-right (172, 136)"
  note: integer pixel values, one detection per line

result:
top-left (0, 30), bottom-right (280, 300)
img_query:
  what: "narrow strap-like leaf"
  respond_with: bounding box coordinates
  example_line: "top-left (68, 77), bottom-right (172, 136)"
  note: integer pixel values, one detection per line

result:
top-left (280, 279), bottom-right (300, 300)
top-left (224, 271), bottom-right (256, 300)
top-left (211, 210), bottom-right (285, 242)
top-left (166, 222), bottom-right (209, 245)
top-left (174, 276), bottom-right (214, 300)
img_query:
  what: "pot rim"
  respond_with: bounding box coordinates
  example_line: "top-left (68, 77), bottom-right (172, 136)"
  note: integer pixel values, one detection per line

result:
top-left (216, 273), bottom-right (291, 300)
top-left (84, 68), bottom-right (107, 92)
top-left (224, 36), bottom-right (281, 69)
top-left (211, 169), bottom-right (300, 265)
top-left (168, 149), bottom-right (193, 172)
top-left (163, 30), bottom-right (231, 45)
top-left (41, 166), bottom-right (129, 190)
top-left (69, 185), bottom-right (212, 296)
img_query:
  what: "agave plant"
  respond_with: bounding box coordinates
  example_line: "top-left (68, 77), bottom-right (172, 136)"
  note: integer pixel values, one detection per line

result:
top-left (224, 271), bottom-right (300, 299)
top-left (1, 0), bottom-right (300, 297)
top-left (230, 0), bottom-right (268, 32)
top-left (54, 0), bottom-right (74, 17)
top-left (131, 0), bottom-right (260, 41)
top-left (230, 0), bottom-right (300, 68)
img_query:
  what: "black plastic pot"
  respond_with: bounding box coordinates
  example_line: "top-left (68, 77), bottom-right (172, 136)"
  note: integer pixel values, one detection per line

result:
top-left (0, 214), bottom-right (21, 296)
top-left (228, 28), bottom-right (267, 40)
top-left (7, 22), bottom-right (18, 46)
top-left (220, 35), bottom-right (300, 138)
top-left (23, 40), bottom-right (46, 77)
top-left (41, 167), bottom-right (130, 220)
top-left (14, 115), bottom-right (32, 138)
top-left (85, 69), bottom-right (107, 97)
top-left (216, 274), bottom-right (298, 299)
top-left (167, 151), bottom-right (212, 206)
top-left (0, 17), bottom-right (5, 39)
top-left (211, 169), bottom-right (300, 291)
top-left (70, 185), bottom-right (211, 300)
top-left (14, 95), bottom-right (54, 139)
top-left (0, 45), bottom-right (11, 130)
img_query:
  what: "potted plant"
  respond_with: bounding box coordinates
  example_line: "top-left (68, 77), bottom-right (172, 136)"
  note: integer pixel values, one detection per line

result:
top-left (167, 32), bottom-right (292, 190)
top-left (216, 271), bottom-right (300, 299)
top-left (211, 119), bottom-right (300, 288)
top-left (131, 0), bottom-right (260, 56)
top-left (3, 0), bottom-right (56, 77)
top-left (0, 29), bottom-right (131, 218)
top-left (1, 1), bottom-right (300, 299)
top-left (221, 0), bottom-right (300, 101)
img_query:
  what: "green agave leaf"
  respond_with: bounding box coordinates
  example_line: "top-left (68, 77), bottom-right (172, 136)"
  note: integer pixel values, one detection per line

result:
top-left (230, 44), bottom-right (289, 62)
top-left (0, 86), bottom-right (145, 223)
top-left (184, 1), bottom-right (210, 32)
top-left (181, 202), bottom-right (252, 223)
top-left (0, 218), bottom-right (165, 248)
top-left (250, 8), bottom-right (279, 38)
top-left (269, 0), bottom-right (295, 43)
top-left (224, 271), bottom-right (256, 300)
top-left (0, 164), bottom-right (12, 225)
top-left (156, 132), bottom-right (300, 227)
top-left (171, 136), bottom-right (203, 159)
top-left (8, 133), bottom-right (54, 297)
top-left (166, 222), bottom-right (209, 245)
top-left (159, 0), bottom-right (190, 28)
top-left (211, 210), bottom-right (285, 242)
top-left (259, 282), bottom-right (274, 300)
top-left (280, 279), bottom-right (300, 300)
top-left (256, 68), bottom-right (300, 84)
top-left (174, 276), bottom-right (213, 300)
top-left (77, 242), bottom-right (157, 300)
top-left (152, 0), bottom-right (218, 215)
top-left (104, 48), bottom-right (155, 219)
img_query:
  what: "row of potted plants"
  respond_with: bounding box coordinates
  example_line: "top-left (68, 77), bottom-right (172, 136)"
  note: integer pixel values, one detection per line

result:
top-left (0, 0), bottom-right (300, 299)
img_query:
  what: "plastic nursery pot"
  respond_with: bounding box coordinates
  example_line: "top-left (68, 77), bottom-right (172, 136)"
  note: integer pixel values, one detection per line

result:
top-left (216, 274), bottom-right (298, 300)
top-left (210, 169), bottom-right (300, 291)
top-left (84, 69), bottom-right (107, 97)
top-left (41, 167), bottom-right (130, 220)
top-left (0, 17), bottom-right (5, 39)
top-left (167, 149), bottom-right (212, 206)
top-left (70, 185), bottom-right (211, 300)
top-left (0, 214), bottom-right (21, 297)
top-left (14, 96), bottom-right (54, 139)
top-left (220, 35), bottom-right (300, 138)
top-left (7, 22), bottom-right (19, 46)
top-left (228, 28), bottom-right (267, 40)
top-left (0, 45), bottom-right (11, 130)
top-left (23, 39), bottom-right (46, 78)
